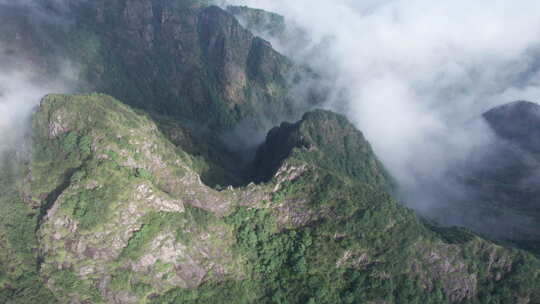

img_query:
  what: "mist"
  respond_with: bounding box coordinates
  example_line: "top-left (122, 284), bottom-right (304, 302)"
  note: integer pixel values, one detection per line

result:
top-left (0, 68), bottom-right (74, 155)
top-left (0, 1), bottom-right (75, 157)
top-left (1, 0), bottom-right (538, 239)
top-left (224, 0), bottom-right (540, 235)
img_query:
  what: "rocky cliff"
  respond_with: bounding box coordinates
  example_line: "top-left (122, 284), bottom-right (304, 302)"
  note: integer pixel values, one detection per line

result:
top-left (0, 1), bottom-right (539, 304)
top-left (68, 0), bottom-right (310, 132)
top-left (0, 94), bottom-right (539, 303)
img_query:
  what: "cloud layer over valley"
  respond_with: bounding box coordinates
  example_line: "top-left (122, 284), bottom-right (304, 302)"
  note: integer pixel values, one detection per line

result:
top-left (1, 0), bottom-right (539, 240)
top-left (224, 0), bottom-right (540, 234)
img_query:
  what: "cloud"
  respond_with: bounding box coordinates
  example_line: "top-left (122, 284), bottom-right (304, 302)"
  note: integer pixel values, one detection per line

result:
top-left (0, 68), bottom-right (73, 154)
top-left (224, 0), bottom-right (540, 225)
top-left (0, 1), bottom-right (76, 155)
top-left (0, 72), bottom-right (44, 152)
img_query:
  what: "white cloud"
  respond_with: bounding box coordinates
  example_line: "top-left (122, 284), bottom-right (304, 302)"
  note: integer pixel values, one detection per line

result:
top-left (225, 0), bottom-right (540, 213)
top-left (0, 1), bottom-right (76, 154)
top-left (0, 68), bottom-right (73, 153)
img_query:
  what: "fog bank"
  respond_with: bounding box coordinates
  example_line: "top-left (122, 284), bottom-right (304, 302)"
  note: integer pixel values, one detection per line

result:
top-left (224, 0), bottom-right (540, 231)
top-left (0, 1), bottom-right (75, 156)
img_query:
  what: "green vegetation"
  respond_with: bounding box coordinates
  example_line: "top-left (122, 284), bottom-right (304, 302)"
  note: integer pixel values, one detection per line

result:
top-left (63, 0), bottom-right (299, 136)
top-left (49, 269), bottom-right (102, 303)
top-left (4, 93), bottom-right (540, 303)
top-left (253, 110), bottom-right (395, 193)
top-left (1, 93), bottom-right (538, 303)
top-left (121, 212), bottom-right (185, 260)
top-left (0, 1), bottom-right (539, 302)
top-left (0, 198), bottom-right (58, 304)
top-left (151, 165), bottom-right (540, 303)
top-left (0, 153), bottom-right (58, 304)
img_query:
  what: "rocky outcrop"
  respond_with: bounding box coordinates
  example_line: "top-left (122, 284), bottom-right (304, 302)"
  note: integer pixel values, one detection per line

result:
top-left (29, 94), bottom-right (242, 303)
top-left (1, 93), bottom-right (538, 303)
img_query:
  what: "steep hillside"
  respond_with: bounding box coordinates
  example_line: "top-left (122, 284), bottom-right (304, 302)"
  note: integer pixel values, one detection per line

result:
top-left (1, 94), bottom-right (539, 303)
top-left (226, 5), bottom-right (287, 40)
top-left (1, 2), bottom-right (540, 303)
top-left (454, 101), bottom-right (540, 255)
top-left (252, 109), bottom-right (395, 192)
top-left (0, 1), bottom-right (319, 185)
top-left (1, 94), bottom-right (244, 303)
top-left (0, 1), bottom-right (64, 75)
top-left (67, 0), bottom-right (309, 131)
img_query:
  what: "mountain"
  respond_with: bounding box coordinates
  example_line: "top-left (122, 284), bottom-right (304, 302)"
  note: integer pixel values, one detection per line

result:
top-left (68, 0), bottom-right (318, 134)
top-left (453, 101), bottom-right (540, 255)
top-left (480, 101), bottom-right (540, 213)
top-left (1, 1), bottom-right (323, 130)
top-left (1, 0), bottom-right (321, 186)
top-left (252, 109), bottom-right (395, 191)
top-left (73, 2), bottom-right (295, 128)
top-left (484, 100), bottom-right (540, 154)
top-left (67, 0), bottom-right (328, 186)
top-left (0, 94), bottom-right (538, 303)
top-left (226, 5), bottom-right (287, 40)
top-left (0, 1), bottom-right (539, 303)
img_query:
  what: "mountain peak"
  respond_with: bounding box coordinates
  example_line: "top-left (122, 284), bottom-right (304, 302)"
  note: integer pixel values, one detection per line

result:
top-left (0, 3), bottom-right (539, 303)
top-left (485, 100), bottom-right (540, 117)
top-left (253, 109), bottom-right (394, 191)
top-left (483, 100), bottom-right (540, 153)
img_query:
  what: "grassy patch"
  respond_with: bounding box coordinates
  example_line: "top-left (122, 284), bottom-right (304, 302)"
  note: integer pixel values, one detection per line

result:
top-left (121, 205), bottom-right (218, 261)
top-left (50, 269), bottom-right (102, 303)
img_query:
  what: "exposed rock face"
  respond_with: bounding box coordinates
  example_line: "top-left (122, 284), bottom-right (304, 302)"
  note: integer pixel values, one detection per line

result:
top-left (0, 94), bottom-right (538, 303)
top-left (47, 108), bottom-right (71, 138)
top-left (29, 94), bottom-right (242, 303)
top-left (0, 2), bottom-right (539, 303)
top-left (412, 243), bottom-right (478, 302)
top-left (69, 0), bottom-right (301, 132)
top-left (0, 0), bottom-right (316, 172)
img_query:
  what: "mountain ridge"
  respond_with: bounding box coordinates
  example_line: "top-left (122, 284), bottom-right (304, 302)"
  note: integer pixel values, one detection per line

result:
top-left (0, 1), bottom-right (539, 303)
top-left (0, 93), bottom-right (538, 303)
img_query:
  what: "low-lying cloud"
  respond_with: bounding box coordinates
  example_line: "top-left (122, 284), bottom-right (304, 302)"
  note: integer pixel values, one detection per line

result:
top-left (0, 1), bottom-right (75, 156)
top-left (1, 0), bottom-right (538, 239)
top-left (224, 0), bottom-right (540, 232)
top-left (0, 68), bottom-right (73, 154)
